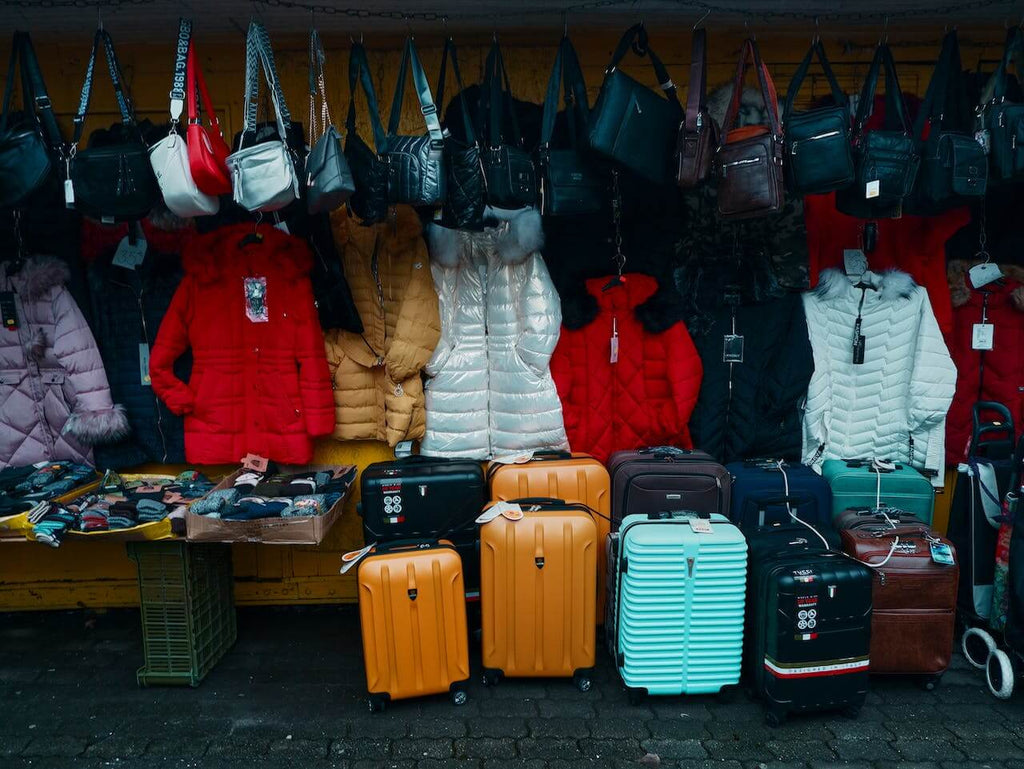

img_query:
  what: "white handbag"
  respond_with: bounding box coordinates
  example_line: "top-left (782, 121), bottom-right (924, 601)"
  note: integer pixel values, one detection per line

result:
top-left (148, 19), bottom-right (219, 218)
top-left (226, 21), bottom-right (300, 213)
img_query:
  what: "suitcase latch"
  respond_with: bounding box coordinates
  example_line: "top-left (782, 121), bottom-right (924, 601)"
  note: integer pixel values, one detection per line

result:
top-left (535, 556), bottom-right (545, 569)
top-left (407, 588), bottom-right (418, 601)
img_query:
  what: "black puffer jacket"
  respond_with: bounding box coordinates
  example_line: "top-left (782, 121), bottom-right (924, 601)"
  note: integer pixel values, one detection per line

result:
top-left (680, 256), bottom-right (813, 464)
top-left (84, 218), bottom-right (190, 468)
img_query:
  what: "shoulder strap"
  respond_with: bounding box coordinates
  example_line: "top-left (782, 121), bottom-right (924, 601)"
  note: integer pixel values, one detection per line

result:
top-left (16, 32), bottom-right (61, 148)
top-left (605, 23), bottom-right (680, 106)
top-left (684, 28), bottom-right (709, 132)
top-left (483, 39), bottom-right (523, 148)
top-left (783, 39), bottom-right (845, 121)
top-left (913, 30), bottom-right (959, 142)
top-left (187, 43), bottom-right (221, 133)
top-left (240, 21), bottom-right (293, 147)
top-left (169, 18), bottom-right (191, 122)
top-left (386, 37), bottom-right (443, 142)
top-left (73, 28), bottom-right (136, 146)
top-left (721, 38), bottom-right (781, 138)
top-left (308, 28), bottom-right (332, 142)
top-left (436, 37), bottom-right (475, 144)
top-left (541, 36), bottom-right (590, 149)
top-left (345, 41), bottom-right (386, 150)
top-left (852, 42), bottom-right (912, 137)
top-left (988, 26), bottom-right (1024, 104)
top-left (0, 35), bottom-right (19, 134)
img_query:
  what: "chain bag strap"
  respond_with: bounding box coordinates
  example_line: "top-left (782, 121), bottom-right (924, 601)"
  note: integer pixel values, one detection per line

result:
top-left (305, 25), bottom-right (354, 215)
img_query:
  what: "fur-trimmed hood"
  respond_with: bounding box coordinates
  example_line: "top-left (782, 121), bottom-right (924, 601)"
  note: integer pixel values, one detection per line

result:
top-left (815, 268), bottom-right (918, 303)
top-left (1, 255), bottom-right (71, 300)
top-left (428, 207), bottom-right (543, 268)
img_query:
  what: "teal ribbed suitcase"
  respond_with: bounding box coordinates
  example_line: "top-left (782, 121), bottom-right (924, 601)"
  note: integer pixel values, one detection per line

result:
top-left (606, 511), bottom-right (747, 701)
top-left (822, 459), bottom-right (935, 524)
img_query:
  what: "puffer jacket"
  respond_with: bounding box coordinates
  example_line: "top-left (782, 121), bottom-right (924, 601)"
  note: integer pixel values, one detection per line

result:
top-left (150, 224), bottom-right (335, 465)
top-left (0, 256), bottom-right (129, 468)
top-left (944, 263), bottom-right (1024, 463)
top-left (550, 273), bottom-right (703, 464)
top-left (802, 268), bottom-right (957, 484)
top-left (325, 205), bottom-right (440, 446)
top-left (420, 208), bottom-right (568, 459)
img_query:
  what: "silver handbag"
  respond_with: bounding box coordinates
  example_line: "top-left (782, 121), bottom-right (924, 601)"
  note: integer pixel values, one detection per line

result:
top-left (306, 28), bottom-right (354, 215)
top-left (226, 21), bottom-right (299, 213)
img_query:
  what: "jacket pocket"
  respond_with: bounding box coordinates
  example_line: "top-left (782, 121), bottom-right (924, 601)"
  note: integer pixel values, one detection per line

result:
top-left (39, 369), bottom-right (72, 417)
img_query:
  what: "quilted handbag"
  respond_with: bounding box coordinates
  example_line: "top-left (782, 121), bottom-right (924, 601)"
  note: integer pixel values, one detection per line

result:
top-left (589, 23), bottom-right (682, 185)
top-left (345, 42), bottom-right (389, 223)
top-left (537, 34), bottom-right (604, 216)
top-left (384, 37), bottom-right (446, 207)
top-left (978, 26), bottom-right (1024, 182)
top-left (675, 28), bottom-right (718, 188)
top-left (835, 42), bottom-right (919, 219)
top-left (186, 33), bottom-right (231, 196)
top-left (148, 19), bottom-right (219, 218)
top-left (0, 31), bottom-right (62, 210)
top-left (714, 37), bottom-right (785, 220)
top-left (68, 26), bottom-right (159, 221)
top-left (306, 27), bottom-right (354, 215)
top-left (435, 37), bottom-right (484, 229)
top-left (906, 30), bottom-right (986, 214)
top-left (782, 39), bottom-right (854, 196)
top-left (225, 20), bottom-right (300, 213)
top-left (480, 39), bottom-right (537, 209)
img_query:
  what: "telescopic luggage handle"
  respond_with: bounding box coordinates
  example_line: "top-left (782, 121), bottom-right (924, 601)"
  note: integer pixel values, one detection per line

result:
top-left (971, 401), bottom-right (1016, 459)
top-left (373, 538), bottom-right (451, 554)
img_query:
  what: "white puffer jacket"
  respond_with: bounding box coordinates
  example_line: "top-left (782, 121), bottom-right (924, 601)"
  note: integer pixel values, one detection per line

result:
top-left (421, 208), bottom-right (569, 459)
top-left (802, 268), bottom-right (957, 484)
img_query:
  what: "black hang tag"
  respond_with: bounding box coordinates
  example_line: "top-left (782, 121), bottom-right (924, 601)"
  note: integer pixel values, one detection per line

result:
top-left (723, 334), bottom-right (744, 363)
top-left (0, 292), bottom-right (17, 331)
top-left (853, 335), bottom-right (866, 365)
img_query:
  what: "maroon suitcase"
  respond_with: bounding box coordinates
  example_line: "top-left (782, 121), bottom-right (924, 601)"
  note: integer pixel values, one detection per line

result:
top-left (608, 446), bottom-right (731, 530)
top-left (836, 506), bottom-right (925, 531)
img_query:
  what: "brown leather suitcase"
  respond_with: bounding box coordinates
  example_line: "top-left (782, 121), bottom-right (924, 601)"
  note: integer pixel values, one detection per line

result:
top-left (608, 446), bottom-right (731, 530)
top-left (835, 506), bottom-right (925, 531)
top-left (839, 520), bottom-right (959, 685)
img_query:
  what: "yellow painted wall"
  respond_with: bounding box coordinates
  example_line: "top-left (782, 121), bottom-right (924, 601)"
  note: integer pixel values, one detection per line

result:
top-left (0, 23), bottom-right (1000, 610)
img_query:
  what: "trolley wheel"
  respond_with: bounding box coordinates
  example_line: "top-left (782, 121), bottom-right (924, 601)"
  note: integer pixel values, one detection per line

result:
top-left (367, 695), bottom-right (387, 713)
top-left (573, 672), bottom-right (592, 693)
top-left (451, 688), bottom-right (468, 706)
top-left (962, 627), bottom-right (997, 670)
top-left (841, 705), bottom-right (862, 719)
top-left (765, 709), bottom-right (785, 728)
top-left (627, 688), bottom-right (646, 706)
top-left (987, 648), bottom-right (1015, 700)
top-left (919, 673), bottom-right (942, 691)
top-left (482, 669), bottom-right (501, 687)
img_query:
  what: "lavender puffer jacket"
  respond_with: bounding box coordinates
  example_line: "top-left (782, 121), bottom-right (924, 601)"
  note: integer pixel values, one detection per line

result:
top-left (0, 256), bottom-right (128, 468)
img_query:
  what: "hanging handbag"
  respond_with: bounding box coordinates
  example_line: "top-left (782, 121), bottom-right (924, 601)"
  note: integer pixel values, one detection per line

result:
top-left (435, 37), bottom-right (485, 229)
top-left (714, 38), bottom-right (785, 220)
top-left (835, 42), bottom-right (919, 219)
top-left (537, 35), bottom-right (604, 216)
top-left (186, 36), bottom-right (232, 196)
top-left (978, 27), bottom-right (1024, 182)
top-left (149, 19), bottom-right (219, 218)
top-left (589, 23), bottom-right (682, 185)
top-left (306, 27), bottom-right (354, 215)
top-left (907, 30), bottom-right (987, 214)
top-left (67, 27), bottom-right (159, 222)
top-left (344, 41), bottom-right (389, 223)
top-left (225, 21), bottom-right (300, 214)
top-left (480, 40), bottom-right (537, 209)
top-left (675, 28), bottom-right (718, 188)
top-left (782, 38), bottom-right (854, 196)
top-left (0, 32), bottom-right (62, 210)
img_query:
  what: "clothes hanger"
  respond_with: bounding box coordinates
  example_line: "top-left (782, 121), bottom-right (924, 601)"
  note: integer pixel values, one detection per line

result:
top-left (239, 212), bottom-right (264, 247)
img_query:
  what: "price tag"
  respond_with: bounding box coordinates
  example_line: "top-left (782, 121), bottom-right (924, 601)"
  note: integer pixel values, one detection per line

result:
top-left (609, 335), bottom-right (619, 364)
top-left (969, 262), bottom-right (1003, 289)
top-left (273, 220), bottom-right (290, 234)
top-left (138, 343), bottom-right (151, 386)
top-left (241, 453), bottom-right (269, 473)
top-left (865, 180), bottom-right (880, 199)
top-left (340, 543), bottom-right (375, 573)
top-left (0, 292), bottom-right (18, 331)
top-left (476, 502), bottom-right (524, 524)
top-left (244, 277), bottom-right (269, 323)
top-left (972, 323), bottom-right (994, 351)
top-left (112, 235), bottom-right (147, 270)
top-left (64, 179), bottom-right (75, 208)
top-left (723, 334), bottom-right (744, 363)
top-left (930, 541), bottom-right (955, 566)
top-left (688, 516), bottom-right (713, 534)
top-left (843, 249), bottom-right (868, 279)
top-left (490, 452), bottom-right (535, 466)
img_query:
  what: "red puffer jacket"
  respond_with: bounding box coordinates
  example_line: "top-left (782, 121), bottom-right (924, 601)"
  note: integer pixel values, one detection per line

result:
top-left (550, 274), bottom-right (703, 463)
top-left (945, 276), bottom-right (1024, 465)
top-left (150, 224), bottom-right (335, 464)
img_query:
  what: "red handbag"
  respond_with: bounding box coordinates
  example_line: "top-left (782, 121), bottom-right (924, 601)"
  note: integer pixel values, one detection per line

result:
top-left (186, 44), bottom-right (231, 196)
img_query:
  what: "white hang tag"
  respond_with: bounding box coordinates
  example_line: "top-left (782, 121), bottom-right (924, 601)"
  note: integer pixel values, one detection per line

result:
top-left (393, 440), bottom-right (414, 458)
top-left (139, 343), bottom-right (151, 386)
top-left (610, 317), bottom-right (619, 364)
top-left (112, 234), bottom-right (148, 270)
top-left (274, 220), bottom-right (290, 234)
top-left (865, 180), bottom-right (880, 199)
top-left (490, 452), bottom-right (535, 466)
top-left (688, 516), bottom-right (713, 534)
top-left (843, 249), bottom-right (868, 279)
top-left (871, 458), bottom-right (896, 473)
top-left (63, 179), bottom-right (75, 208)
top-left (476, 502), bottom-right (523, 524)
top-left (969, 262), bottom-right (1003, 289)
top-left (972, 323), bottom-right (994, 351)
top-left (340, 543), bottom-right (375, 574)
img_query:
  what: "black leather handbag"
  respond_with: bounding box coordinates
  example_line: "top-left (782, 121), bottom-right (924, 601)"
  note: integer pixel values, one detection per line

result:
top-left (435, 37), bottom-right (485, 229)
top-left (384, 37), bottom-right (446, 207)
top-left (479, 40), bottom-right (537, 209)
top-left (978, 27), bottom-right (1024, 182)
top-left (344, 42), bottom-right (389, 224)
top-left (0, 32), bottom-right (63, 210)
top-left (537, 35), bottom-right (604, 216)
top-left (783, 39), bottom-right (854, 196)
top-left (306, 28), bottom-right (355, 215)
top-left (67, 27), bottom-right (159, 221)
top-left (588, 23), bottom-right (682, 185)
top-left (835, 42), bottom-right (919, 219)
top-left (906, 30), bottom-right (987, 214)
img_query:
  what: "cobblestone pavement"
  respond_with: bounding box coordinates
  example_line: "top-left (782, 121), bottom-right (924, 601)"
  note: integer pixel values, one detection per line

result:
top-left (1, 606), bottom-right (1022, 769)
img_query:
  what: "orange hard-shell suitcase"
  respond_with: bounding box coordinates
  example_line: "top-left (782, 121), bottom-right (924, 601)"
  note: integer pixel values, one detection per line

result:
top-left (487, 451), bottom-right (611, 619)
top-left (480, 499), bottom-right (597, 690)
top-left (358, 540), bottom-right (471, 711)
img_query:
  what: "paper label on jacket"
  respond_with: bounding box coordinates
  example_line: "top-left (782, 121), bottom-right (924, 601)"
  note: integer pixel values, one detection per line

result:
top-left (113, 235), bottom-right (147, 270)
top-left (972, 323), bottom-right (994, 351)
top-left (0, 292), bottom-right (17, 331)
top-left (244, 277), bottom-right (269, 323)
top-left (138, 343), bottom-right (151, 386)
top-left (865, 180), bottom-right (880, 199)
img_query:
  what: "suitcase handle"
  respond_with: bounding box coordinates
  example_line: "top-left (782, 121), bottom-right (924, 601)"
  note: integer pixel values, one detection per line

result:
top-left (639, 445), bottom-right (692, 459)
top-left (743, 495), bottom-right (815, 528)
top-left (373, 538), bottom-right (451, 554)
top-left (530, 450), bottom-right (574, 461)
top-left (505, 497), bottom-right (613, 524)
top-left (971, 401), bottom-right (1016, 460)
top-left (842, 459), bottom-right (901, 472)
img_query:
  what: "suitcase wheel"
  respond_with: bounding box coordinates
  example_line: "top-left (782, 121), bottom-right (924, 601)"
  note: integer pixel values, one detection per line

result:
top-left (482, 669), bottom-right (502, 687)
top-left (367, 694), bottom-right (387, 713)
top-left (451, 688), bottom-right (468, 706)
top-left (765, 708), bottom-right (786, 728)
top-left (573, 670), bottom-right (592, 693)
top-left (841, 704), bottom-right (862, 720)
top-left (987, 649), bottom-right (1015, 700)
top-left (962, 627), bottom-right (997, 670)
top-left (918, 673), bottom-right (943, 692)
top-left (716, 684), bottom-right (739, 704)
top-left (627, 688), bottom-right (646, 706)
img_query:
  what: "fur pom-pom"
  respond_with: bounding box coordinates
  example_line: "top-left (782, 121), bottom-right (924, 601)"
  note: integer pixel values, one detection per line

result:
top-left (815, 267), bottom-right (917, 302)
top-left (62, 404), bottom-right (130, 446)
top-left (27, 328), bottom-right (48, 362)
top-left (427, 224), bottom-right (462, 268)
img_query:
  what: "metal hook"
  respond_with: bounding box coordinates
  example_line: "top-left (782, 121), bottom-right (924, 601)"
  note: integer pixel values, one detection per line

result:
top-left (562, 9), bottom-right (568, 38)
top-left (813, 16), bottom-right (820, 44)
top-left (97, 5), bottom-right (103, 30)
top-left (880, 15), bottom-right (889, 44)
top-left (404, 14), bottom-right (413, 39)
top-left (693, 7), bottom-right (710, 30)
top-left (744, 17), bottom-right (755, 41)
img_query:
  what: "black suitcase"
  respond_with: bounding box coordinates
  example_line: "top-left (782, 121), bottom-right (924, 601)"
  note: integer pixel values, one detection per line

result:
top-left (359, 456), bottom-right (485, 595)
top-left (745, 523), bottom-right (873, 726)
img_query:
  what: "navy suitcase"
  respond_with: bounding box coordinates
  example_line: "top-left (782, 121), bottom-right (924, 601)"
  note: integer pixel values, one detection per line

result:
top-left (727, 461), bottom-right (832, 530)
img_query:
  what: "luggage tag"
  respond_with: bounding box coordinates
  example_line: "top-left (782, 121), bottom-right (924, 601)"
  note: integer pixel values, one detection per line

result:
top-left (865, 179), bottom-right (880, 199)
top-left (475, 502), bottom-right (524, 524)
top-left (340, 543), bottom-right (375, 574)
top-left (244, 277), bottom-right (269, 323)
top-left (0, 292), bottom-right (18, 331)
top-left (490, 452), bottom-right (535, 466)
top-left (242, 454), bottom-right (269, 473)
top-left (930, 541), bottom-right (955, 566)
top-left (688, 516), bottom-right (713, 534)
top-left (139, 343), bottom-right (151, 386)
top-left (972, 323), bottom-right (994, 351)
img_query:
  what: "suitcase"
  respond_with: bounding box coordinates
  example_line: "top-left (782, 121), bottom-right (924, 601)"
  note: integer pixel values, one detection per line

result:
top-left (836, 506), bottom-right (925, 530)
top-left (357, 540), bottom-right (471, 711)
top-left (480, 499), bottom-right (597, 690)
top-left (822, 459), bottom-right (935, 525)
top-left (488, 451), bottom-right (611, 621)
top-left (360, 456), bottom-right (485, 595)
top-left (727, 460), bottom-right (832, 530)
top-left (839, 520), bottom-right (959, 684)
top-left (606, 511), bottom-right (747, 701)
top-left (609, 446), bottom-right (731, 530)
top-left (745, 523), bottom-right (872, 726)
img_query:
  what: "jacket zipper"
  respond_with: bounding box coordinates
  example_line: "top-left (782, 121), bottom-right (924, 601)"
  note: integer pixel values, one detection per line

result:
top-left (790, 130), bottom-right (841, 155)
top-left (721, 157), bottom-right (762, 177)
top-left (724, 306), bottom-right (737, 458)
top-left (480, 248), bottom-right (492, 457)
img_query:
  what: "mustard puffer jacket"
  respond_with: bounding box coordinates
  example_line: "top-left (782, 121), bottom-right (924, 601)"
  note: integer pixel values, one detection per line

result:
top-left (325, 206), bottom-right (441, 446)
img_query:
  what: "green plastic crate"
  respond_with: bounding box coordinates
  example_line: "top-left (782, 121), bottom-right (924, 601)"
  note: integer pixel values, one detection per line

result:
top-left (127, 541), bottom-right (236, 687)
